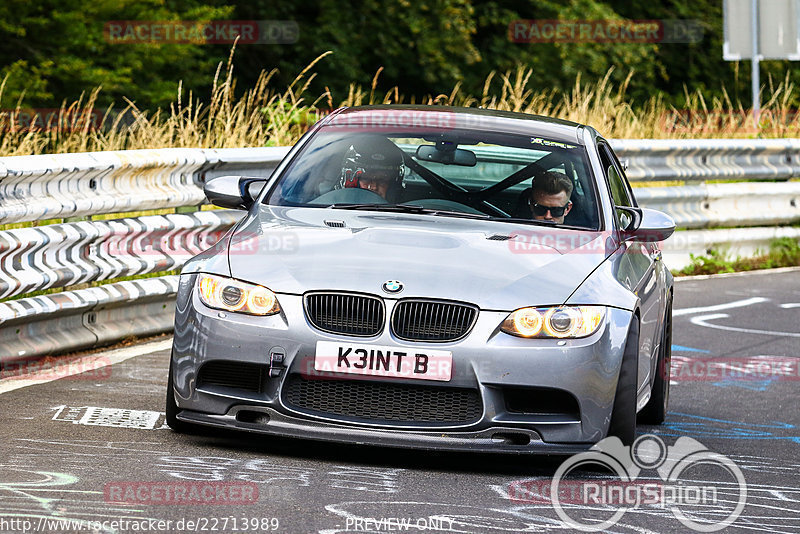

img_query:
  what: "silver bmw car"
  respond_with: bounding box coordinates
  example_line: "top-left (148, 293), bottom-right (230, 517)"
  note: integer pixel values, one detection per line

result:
top-left (167, 105), bottom-right (675, 453)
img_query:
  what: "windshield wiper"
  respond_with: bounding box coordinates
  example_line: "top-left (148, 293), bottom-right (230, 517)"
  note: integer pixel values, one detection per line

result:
top-left (424, 209), bottom-right (492, 220)
top-left (499, 218), bottom-right (589, 230)
top-left (497, 217), bottom-right (558, 227)
top-left (328, 203), bottom-right (493, 220)
top-left (328, 203), bottom-right (427, 212)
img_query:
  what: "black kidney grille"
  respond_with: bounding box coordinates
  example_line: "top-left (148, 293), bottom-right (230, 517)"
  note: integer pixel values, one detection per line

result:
top-left (392, 300), bottom-right (478, 341)
top-left (197, 361), bottom-right (265, 393)
top-left (305, 293), bottom-right (384, 336)
top-left (282, 375), bottom-right (482, 425)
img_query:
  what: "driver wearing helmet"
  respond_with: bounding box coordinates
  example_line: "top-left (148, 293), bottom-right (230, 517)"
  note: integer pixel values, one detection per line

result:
top-left (340, 136), bottom-right (405, 201)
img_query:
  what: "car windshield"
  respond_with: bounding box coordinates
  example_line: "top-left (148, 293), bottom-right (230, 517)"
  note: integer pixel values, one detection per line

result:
top-left (264, 125), bottom-right (600, 229)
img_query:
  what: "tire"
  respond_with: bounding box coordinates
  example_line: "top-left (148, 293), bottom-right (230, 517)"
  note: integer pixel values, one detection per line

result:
top-left (639, 297), bottom-right (672, 425)
top-left (165, 355), bottom-right (192, 433)
top-left (608, 317), bottom-right (639, 446)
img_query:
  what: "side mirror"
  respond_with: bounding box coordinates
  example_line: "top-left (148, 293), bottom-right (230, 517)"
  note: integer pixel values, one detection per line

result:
top-left (204, 176), bottom-right (267, 210)
top-left (618, 207), bottom-right (675, 242)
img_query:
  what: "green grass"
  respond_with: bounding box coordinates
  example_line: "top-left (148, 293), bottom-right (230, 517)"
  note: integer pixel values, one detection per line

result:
top-left (675, 237), bottom-right (800, 276)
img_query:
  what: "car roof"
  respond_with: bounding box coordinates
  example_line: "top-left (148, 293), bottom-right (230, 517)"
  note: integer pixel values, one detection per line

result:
top-left (324, 105), bottom-right (588, 146)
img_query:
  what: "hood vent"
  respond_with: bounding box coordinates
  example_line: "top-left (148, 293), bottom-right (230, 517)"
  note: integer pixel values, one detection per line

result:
top-left (324, 220), bottom-right (346, 228)
top-left (486, 233), bottom-right (515, 241)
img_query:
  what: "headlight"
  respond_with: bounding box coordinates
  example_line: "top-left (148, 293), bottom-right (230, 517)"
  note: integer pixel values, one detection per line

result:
top-left (196, 274), bottom-right (281, 316)
top-left (500, 306), bottom-right (606, 338)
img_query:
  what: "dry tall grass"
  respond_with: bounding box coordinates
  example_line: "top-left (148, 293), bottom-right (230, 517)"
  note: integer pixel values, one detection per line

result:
top-left (1, 55), bottom-right (799, 157)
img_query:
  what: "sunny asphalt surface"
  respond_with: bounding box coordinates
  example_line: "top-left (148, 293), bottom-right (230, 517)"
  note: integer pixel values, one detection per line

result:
top-left (1, 269), bottom-right (799, 534)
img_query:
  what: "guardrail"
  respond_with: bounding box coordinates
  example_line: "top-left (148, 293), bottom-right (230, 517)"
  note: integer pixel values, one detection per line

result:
top-left (611, 138), bottom-right (800, 182)
top-left (1, 139), bottom-right (799, 362)
top-left (633, 181), bottom-right (800, 228)
top-left (0, 147), bottom-right (287, 225)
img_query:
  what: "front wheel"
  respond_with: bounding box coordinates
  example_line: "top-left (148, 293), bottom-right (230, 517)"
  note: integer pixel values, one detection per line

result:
top-left (639, 297), bottom-right (672, 425)
top-left (608, 317), bottom-right (639, 446)
top-left (165, 355), bottom-right (193, 433)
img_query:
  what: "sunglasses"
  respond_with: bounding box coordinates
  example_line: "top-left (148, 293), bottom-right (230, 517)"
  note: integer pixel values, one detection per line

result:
top-left (530, 202), bottom-right (569, 217)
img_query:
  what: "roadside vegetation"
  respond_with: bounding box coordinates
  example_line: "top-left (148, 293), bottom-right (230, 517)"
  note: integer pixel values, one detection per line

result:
top-left (2, 51), bottom-right (800, 157)
top-left (675, 237), bottom-right (800, 276)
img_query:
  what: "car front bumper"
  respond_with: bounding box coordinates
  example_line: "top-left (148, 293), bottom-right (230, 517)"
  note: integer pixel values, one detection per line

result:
top-left (171, 273), bottom-right (634, 452)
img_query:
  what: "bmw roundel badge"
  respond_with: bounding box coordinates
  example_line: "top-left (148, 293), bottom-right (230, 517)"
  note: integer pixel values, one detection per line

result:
top-left (382, 280), bottom-right (403, 294)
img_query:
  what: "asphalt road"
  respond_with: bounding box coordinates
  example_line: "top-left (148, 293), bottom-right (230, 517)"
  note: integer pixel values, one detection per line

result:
top-left (1, 269), bottom-right (799, 534)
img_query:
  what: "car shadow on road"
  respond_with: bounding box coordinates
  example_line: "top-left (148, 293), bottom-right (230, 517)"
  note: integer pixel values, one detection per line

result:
top-left (167, 425), bottom-right (569, 475)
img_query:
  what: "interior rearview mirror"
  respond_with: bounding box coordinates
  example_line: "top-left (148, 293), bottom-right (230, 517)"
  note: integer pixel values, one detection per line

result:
top-left (415, 145), bottom-right (477, 166)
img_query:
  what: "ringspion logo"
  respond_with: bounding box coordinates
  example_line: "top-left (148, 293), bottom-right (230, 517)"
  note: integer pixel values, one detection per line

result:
top-left (509, 434), bottom-right (746, 532)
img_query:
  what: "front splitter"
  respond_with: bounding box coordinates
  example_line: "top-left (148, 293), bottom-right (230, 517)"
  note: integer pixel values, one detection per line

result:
top-left (177, 406), bottom-right (595, 456)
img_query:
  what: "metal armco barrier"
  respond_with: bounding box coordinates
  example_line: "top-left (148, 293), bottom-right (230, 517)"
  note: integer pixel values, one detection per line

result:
top-left (0, 277), bottom-right (177, 360)
top-left (610, 138), bottom-right (800, 182)
top-left (0, 147), bottom-right (288, 224)
top-left (1, 139), bottom-right (799, 362)
top-left (0, 210), bottom-right (240, 300)
top-left (634, 181), bottom-right (800, 228)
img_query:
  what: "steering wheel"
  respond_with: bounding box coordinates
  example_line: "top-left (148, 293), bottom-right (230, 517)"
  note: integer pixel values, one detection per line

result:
top-left (402, 155), bottom-right (509, 217)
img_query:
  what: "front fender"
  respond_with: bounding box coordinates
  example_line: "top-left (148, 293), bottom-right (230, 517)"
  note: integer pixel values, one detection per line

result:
top-left (565, 248), bottom-right (639, 311)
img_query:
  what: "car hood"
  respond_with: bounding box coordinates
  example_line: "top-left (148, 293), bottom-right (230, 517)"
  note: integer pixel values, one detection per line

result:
top-left (227, 206), bottom-right (614, 310)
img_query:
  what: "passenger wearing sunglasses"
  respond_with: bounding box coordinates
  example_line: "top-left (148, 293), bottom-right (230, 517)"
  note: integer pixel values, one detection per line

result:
top-left (530, 171), bottom-right (573, 224)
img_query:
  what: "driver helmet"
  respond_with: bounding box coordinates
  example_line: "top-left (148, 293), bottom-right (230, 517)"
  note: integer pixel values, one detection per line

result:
top-left (339, 136), bottom-right (405, 197)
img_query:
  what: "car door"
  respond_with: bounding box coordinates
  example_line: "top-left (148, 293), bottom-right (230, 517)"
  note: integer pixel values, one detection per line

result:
top-left (597, 140), bottom-right (662, 403)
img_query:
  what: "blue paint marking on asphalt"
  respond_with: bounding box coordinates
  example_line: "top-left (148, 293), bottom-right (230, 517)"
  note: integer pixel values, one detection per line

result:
top-left (671, 345), bottom-right (710, 353)
top-left (653, 412), bottom-right (800, 444)
top-left (711, 378), bottom-right (776, 391)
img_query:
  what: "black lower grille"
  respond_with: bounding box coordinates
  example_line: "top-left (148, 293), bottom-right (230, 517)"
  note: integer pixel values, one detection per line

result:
top-left (504, 387), bottom-right (580, 419)
top-left (305, 292), bottom-right (385, 336)
top-left (197, 361), bottom-right (265, 393)
top-left (282, 374), bottom-right (482, 425)
top-left (392, 299), bottom-right (478, 341)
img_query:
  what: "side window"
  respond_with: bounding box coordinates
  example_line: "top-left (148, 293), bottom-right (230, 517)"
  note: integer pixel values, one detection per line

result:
top-left (598, 142), bottom-right (634, 228)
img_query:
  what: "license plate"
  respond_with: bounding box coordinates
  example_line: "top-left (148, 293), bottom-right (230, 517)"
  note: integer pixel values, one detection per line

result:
top-left (315, 341), bottom-right (452, 381)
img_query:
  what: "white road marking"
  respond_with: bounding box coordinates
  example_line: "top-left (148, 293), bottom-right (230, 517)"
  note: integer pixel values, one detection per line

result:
top-left (0, 338), bottom-right (172, 395)
top-left (690, 314), bottom-right (800, 338)
top-left (52, 405), bottom-right (165, 429)
top-left (673, 297), bottom-right (768, 317)
top-left (779, 303), bottom-right (800, 309)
